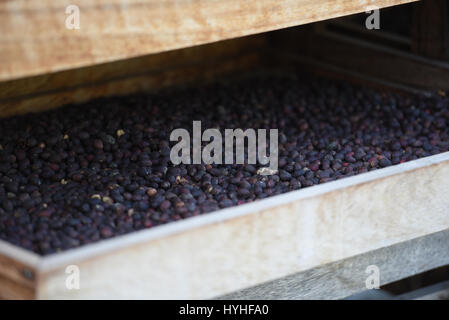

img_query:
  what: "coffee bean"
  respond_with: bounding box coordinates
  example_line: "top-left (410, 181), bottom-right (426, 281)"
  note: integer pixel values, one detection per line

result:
top-left (100, 227), bottom-right (113, 238)
top-left (379, 158), bottom-right (392, 167)
top-left (2, 200), bottom-right (13, 212)
top-left (159, 200), bottom-right (171, 211)
top-left (279, 170), bottom-right (292, 181)
top-left (93, 139), bottom-right (103, 150)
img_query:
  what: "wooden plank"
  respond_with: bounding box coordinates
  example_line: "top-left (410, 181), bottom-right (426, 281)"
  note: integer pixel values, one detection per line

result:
top-left (0, 34), bottom-right (266, 101)
top-left (412, 0), bottom-right (449, 60)
top-left (414, 285), bottom-right (449, 300)
top-left (26, 152), bottom-right (449, 299)
top-left (0, 241), bottom-right (40, 299)
top-left (327, 20), bottom-right (412, 51)
top-left (0, 275), bottom-right (35, 299)
top-left (0, 35), bottom-right (266, 118)
top-left (221, 229), bottom-right (449, 299)
top-left (0, 53), bottom-right (262, 119)
top-left (397, 280), bottom-right (449, 300)
top-left (273, 27), bottom-right (449, 91)
top-left (0, 0), bottom-right (417, 81)
top-left (270, 51), bottom-right (433, 96)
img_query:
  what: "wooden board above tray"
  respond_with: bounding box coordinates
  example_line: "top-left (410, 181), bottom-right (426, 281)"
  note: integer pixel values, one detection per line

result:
top-left (0, 0), bottom-right (417, 81)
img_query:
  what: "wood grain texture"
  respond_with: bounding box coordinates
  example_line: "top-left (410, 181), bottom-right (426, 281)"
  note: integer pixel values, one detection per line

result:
top-left (221, 229), bottom-right (449, 299)
top-left (0, 35), bottom-right (266, 118)
top-left (271, 51), bottom-right (432, 96)
top-left (397, 279), bottom-right (449, 300)
top-left (30, 152), bottom-right (449, 299)
top-left (412, 0), bottom-right (449, 59)
top-left (0, 0), bottom-right (417, 81)
top-left (273, 27), bottom-right (449, 91)
top-left (0, 241), bottom-right (40, 299)
top-left (0, 275), bottom-right (35, 299)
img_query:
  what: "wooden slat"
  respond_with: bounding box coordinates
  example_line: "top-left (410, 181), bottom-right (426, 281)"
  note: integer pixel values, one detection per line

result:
top-left (0, 35), bottom-right (266, 118)
top-left (29, 152), bottom-right (449, 299)
top-left (272, 27), bottom-right (449, 91)
top-left (397, 280), bottom-right (449, 300)
top-left (327, 20), bottom-right (412, 51)
top-left (270, 51), bottom-right (433, 96)
top-left (412, 0), bottom-right (449, 60)
top-left (0, 275), bottom-right (35, 299)
top-left (221, 229), bottom-right (449, 299)
top-left (0, 0), bottom-right (417, 81)
top-left (0, 241), bottom-right (40, 299)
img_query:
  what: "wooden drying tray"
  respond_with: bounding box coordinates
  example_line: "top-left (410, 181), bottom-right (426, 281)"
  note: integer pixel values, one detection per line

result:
top-left (0, 0), bottom-right (417, 81)
top-left (2, 7), bottom-right (449, 299)
top-left (1, 152), bottom-right (449, 299)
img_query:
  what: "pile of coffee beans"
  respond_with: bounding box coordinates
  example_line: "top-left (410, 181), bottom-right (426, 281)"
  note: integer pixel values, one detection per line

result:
top-left (1, 74), bottom-right (448, 255)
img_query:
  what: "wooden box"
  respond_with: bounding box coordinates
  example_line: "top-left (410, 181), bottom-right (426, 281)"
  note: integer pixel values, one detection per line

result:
top-left (1, 0), bottom-right (449, 299)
